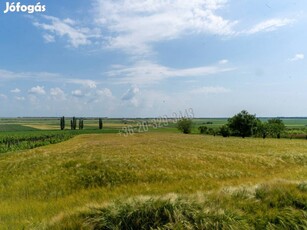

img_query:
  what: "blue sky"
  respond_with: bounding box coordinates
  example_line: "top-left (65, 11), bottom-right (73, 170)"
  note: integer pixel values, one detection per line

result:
top-left (0, 0), bottom-right (307, 117)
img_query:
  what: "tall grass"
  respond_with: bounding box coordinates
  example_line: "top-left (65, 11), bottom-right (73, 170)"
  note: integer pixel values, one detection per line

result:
top-left (46, 182), bottom-right (307, 229)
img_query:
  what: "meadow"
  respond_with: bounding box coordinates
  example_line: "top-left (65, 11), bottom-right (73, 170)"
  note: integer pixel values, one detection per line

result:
top-left (1, 118), bottom-right (307, 229)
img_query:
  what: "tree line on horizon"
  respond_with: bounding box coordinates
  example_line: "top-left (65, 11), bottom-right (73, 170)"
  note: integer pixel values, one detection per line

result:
top-left (60, 117), bottom-right (103, 130)
top-left (178, 110), bottom-right (287, 139)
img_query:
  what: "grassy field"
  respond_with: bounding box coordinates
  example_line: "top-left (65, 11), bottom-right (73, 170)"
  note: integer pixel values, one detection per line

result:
top-left (1, 117), bottom-right (307, 228)
top-left (1, 132), bottom-right (307, 228)
top-left (1, 117), bottom-right (307, 133)
top-left (0, 124), bottom-right (39, 132)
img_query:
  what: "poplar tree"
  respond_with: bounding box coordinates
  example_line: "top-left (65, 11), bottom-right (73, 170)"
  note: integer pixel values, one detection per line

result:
top-left (71, 117), bottom-right (77, 130)
top-left (79, 119), bottom-right (84, 130)
top-left (60, 116), bottom-right (65, 130)
top-left (99, 118), bottom-right (103, 129)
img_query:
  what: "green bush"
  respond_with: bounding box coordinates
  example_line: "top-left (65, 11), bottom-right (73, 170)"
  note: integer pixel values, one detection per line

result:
top-left (198, 125), bottom-right (208, 134)
top-left (227, 110), bottom-right (259, 138)
top-left (219, 125), bottom-right (230, 137)
top-left (177, 118), bottom-right (193, 134)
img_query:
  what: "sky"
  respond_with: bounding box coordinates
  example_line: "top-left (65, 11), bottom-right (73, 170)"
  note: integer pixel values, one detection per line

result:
top-left (0, 0), bottom-right (307, 118)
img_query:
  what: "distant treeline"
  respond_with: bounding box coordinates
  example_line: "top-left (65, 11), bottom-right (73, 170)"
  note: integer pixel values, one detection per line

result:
top-left (60, 117), bottom-right (103, 130)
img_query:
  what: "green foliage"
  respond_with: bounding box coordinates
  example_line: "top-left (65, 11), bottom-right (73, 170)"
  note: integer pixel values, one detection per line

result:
top-left (267, 118), bottom-right (286, 138)
top-left (60, 116), bottom-right (65, 130)
top-left (177, 118), bottom-right (193, 134)
top-left (207, 127), bottom-right (217, 136)
top-left (256, 119), bottom-right (286, 139)
top-left (198, 125), bottom-right (208, 134)
top-left (0, 124), bottom-right (38, 132)
top-left (71, 117), bottom-right (77, 130)
top-left (79, 119), bottom-right (84, 130)
top-left (99, 118), bottom-right (103, 129)
top-left (227, 110), bottom-right (259, 138)
top-left (0, 131), bottom-right (74, 154)
top-left (255, 121), bottom-right (268, 139)
top-left (219, 125), bottom-right (230, 137)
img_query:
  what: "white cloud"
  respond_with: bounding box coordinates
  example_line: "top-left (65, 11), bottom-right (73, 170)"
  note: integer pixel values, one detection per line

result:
top-left (10, 88), bottom-right (21, 93)
top-left (96, 88), bottom-right (113, 97)
top-left (121, 86), bottom-right (140, 107)
top-left (50, 87), bottom-right (64, 96)
top-left (0, 94), bottom-right (7, 100)
top-left (29, 2), bottom-right (295, 56)
top-left (50, 87), bottom-right (65, 100)
top-left (219, 59), bottom-right (229, 64)
top-left (192, 86), bottom-right (230, 94)
top-left (33, 16), bottom-right (100, 48)
top-left (289, 53), bottom-right (304, 62)
top-left (122, 86), bottom-right (140, 100)
top-left (0, 68), bottom-right (100, 89)
top-left (108, 60), bottom-right (235, 85)
top-left (245, 18), bottom-right (294, 34)
top-left (67, 79), bottom-right (97, 89)
top-left (28, 86), bottom-right (46, 95)
top-left (94, 0), bottom-right (236, 54)
top-left (71, 89), bottom-right (84, 97)
top-left (43, 34), bottom-right (55, 43)
top-left (15, 96), bottom-right (25, 101)
top-left (0, 69), bottom-right (21, 80)
top-left (0, 69), bottom-right (60, 81)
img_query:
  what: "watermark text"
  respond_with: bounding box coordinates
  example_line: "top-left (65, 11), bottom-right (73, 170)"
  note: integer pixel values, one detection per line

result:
top-left (118, 108), bottom-right (195, 137)
top-left (4, 2), bottom-right (46, 14)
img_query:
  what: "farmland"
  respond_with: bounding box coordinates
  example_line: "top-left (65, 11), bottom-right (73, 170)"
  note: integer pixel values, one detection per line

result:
top-left (1, 118), bottom-right (307, 228)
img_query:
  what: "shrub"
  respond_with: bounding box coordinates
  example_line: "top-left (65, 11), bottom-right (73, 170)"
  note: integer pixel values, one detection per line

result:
top-left (227, 110), bottom-right (259, 138)
top-left (177, 118), bottom-right (193, 134)
top-left (219, 125), bottom-right (230, 137)
top-left (198, 125), bottom-right (208, 134)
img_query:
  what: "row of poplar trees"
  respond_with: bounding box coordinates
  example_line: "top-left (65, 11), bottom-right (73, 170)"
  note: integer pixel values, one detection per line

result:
top-left (60, 117), bottom-right (103, 130)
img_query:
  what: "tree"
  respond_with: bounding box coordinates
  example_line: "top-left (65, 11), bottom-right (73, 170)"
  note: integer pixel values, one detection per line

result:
top-left (219, 125), bottom-right (230, 137)
top-left (267, 118), bottom-right (285, 138)
top-left (177, 118), bottom-right (193, 134)
top-left (227, 110), bottom-right (259, 138)
top-left (79, 119), bottom-right (84, 130)
top-left (71, 117), bottom-right (77, 130)
top-left (60, 116), bottom-right (65, 130)
top-left (198, 126), bottom-right (208, 134)
top-left (207, 128), bottom-right (216, 136)
top-left (256, 122), bottom-right (269, 139)
top-left (99, 118), bottom-right (103, 129)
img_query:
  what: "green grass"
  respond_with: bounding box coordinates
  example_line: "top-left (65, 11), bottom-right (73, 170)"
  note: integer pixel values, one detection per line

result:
top-left (281, 118), bottom-right (307, 128)
top-left (1, 133), bottom-right (307, 228)
top-left (0, 124), bottom-right (39, 132)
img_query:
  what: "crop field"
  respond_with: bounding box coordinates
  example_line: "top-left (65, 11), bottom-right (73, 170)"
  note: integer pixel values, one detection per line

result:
top-left (1, 130), bottom-right (307, 228)
top-left (0, 124), bottom-right (39, 132)
top-left (1, 117), bottom-right (307, 228)
top-left (1, 117), bottom-right (307, 132)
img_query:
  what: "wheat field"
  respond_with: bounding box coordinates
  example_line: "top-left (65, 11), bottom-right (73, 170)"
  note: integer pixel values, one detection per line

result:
top-left (1, 133), bottom-right (307, 228)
